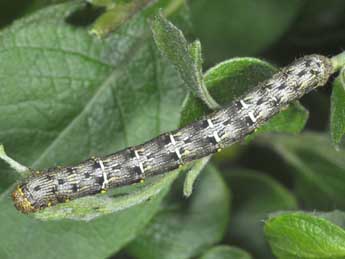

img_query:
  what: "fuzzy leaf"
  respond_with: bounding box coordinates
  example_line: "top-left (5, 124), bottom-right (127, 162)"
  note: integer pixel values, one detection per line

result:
top-left (331, 75), bottom-right (345, 146)
top-left (0, 1), bottom-right (190, 258)
top-left (152, 12), bottom-right (219, 109)
top-left (265, 213), bottom-right (345, 259)
top-left (183, 155), bottom-right (210, 197)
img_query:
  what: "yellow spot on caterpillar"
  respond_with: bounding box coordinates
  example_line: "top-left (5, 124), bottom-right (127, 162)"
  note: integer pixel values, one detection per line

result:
top-left (183, 149), bottom-right (190, 155)
top-left (281, 104), bottom-right (289, 111)
top-left (101, 189), bottom-right (107, 194)
top-left (17, 186), bottom-right (24, 196)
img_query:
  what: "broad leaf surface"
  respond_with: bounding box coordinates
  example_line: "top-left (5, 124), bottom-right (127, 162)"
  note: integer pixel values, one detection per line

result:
top-left (265, 212), bottom-right (345, 259)
top-left (0, 1), bottom-right (190, 258)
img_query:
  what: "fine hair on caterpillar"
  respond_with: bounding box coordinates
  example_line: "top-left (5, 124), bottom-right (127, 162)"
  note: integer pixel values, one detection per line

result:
top-left (11, 54), bottom-right (334, 214)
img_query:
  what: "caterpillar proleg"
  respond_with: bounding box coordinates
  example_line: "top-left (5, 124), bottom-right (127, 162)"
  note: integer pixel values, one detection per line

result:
top-left (12, 54), bottom-right (333, 213)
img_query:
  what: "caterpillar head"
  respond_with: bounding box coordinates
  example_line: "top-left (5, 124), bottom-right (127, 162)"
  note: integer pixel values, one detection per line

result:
top-left (12, 185), bottom-right (37, 214)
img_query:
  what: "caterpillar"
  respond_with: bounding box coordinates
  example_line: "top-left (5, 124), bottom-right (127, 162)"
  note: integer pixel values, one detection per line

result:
top-left (12, 54), bottom-right (333, 214)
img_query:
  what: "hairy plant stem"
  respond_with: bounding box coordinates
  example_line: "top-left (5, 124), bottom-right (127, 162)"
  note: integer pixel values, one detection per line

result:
top-left (0, 145), bottom-right (29, 175)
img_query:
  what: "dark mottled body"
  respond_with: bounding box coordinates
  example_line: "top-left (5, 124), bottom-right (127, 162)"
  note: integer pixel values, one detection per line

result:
top-left (12, 55), bottom-right (333, 213)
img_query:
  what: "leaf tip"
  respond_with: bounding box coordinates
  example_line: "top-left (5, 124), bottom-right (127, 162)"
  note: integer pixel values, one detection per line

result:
top-left (150, 9), bottom-right (168, 37)
top-left (183, 185), bottom-right (193, 198)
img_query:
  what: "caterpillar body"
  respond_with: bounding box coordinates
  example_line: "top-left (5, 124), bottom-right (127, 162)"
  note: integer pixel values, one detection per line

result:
top-left (12, 55), bottom-right (333, 214)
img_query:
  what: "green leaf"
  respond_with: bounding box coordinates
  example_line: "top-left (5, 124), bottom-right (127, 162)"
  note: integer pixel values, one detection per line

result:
top-left (151, 13), bottom-right (221, 195)
top-left (199, 245), bottom-right (252, 259)
top-left (183, 155), bottom-right (210, 197)
top-left (224, 169), bottom-right (297, 259)
top-left (189, 0), bottom-right (302, 64)
top-left (265, 132), bottom-right (345, 210)
top-left (188, 40), bottom-right (203, 77)
top-left (151, 12), bottom-right (219, 109)
top-left (267, 210), bottom-right (345, 232)
top-left (126, 165), bottom-right (231, 259)
top-left (0, 1), bottom-right (190, 257)
top-left (265, 212), bottom-right (345, 259)
top-left (331, 75), bottom-right (345, 146)
top-left (1, 185), bottom-right (169, 259)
